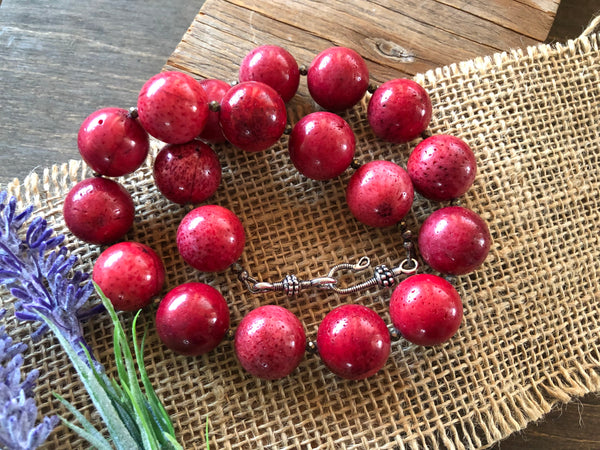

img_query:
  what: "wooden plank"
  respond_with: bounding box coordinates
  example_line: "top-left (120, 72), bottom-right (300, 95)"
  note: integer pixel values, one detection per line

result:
top-left (434, 0), bottom-right (560, 40)
top-left (0, 0), bottom-right (202, 187)
top-left (166, 0), bottom-right (559, 87)
top-left (515, 0), bottom-right (561, 14)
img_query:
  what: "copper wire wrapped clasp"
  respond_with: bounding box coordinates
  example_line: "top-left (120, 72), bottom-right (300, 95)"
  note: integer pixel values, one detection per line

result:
top-left (325, 256), bottom-right (418, 294)
top-left (234, 255), bottom-right (418, 296)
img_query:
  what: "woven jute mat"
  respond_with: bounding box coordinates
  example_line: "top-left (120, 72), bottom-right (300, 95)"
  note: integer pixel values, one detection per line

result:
top-left (4, 23), bottom-right (600, 450)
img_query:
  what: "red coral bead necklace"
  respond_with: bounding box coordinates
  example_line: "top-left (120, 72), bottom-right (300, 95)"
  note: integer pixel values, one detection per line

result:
top-left (66, 44), bottom-right (492, 381)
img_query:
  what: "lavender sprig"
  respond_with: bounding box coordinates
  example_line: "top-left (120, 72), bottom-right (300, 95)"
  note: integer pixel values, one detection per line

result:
top-left (0, 309), bottom-right (59, 449)
top-left (0, 192), bottom-right (181, 448)
top-left (0, 192), bottom-right (100, 362)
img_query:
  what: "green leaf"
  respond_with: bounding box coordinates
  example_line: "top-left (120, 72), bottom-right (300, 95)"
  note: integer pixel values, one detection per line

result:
top-left (53, 393), bottom-right (112, 450)
top-left (206, 417), bottom-right (210, 450)
top-left (39, 314), bottom-right (140, 449)
top-left (133, 315), bottom-right (175, 438)
top-left (94, 282), bottom-right (180, 448)
top-left (96, 285), bottom-right (160, 450)
top-left (42, 283), bottom-right (182, 450)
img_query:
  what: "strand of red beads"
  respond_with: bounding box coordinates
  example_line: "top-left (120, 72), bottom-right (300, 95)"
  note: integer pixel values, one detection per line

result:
top-left (64, 44), bottom-right (491, 381)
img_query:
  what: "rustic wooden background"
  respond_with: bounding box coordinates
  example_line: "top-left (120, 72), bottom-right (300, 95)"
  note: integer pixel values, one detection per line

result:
top-left (1, 0), bottom-right (599, 448)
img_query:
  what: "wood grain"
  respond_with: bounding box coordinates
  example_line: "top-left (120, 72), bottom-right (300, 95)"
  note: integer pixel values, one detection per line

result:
top-left (166, 0), bottom-right (558, 86)
top-left (0, 0), bottom-right (202, 187)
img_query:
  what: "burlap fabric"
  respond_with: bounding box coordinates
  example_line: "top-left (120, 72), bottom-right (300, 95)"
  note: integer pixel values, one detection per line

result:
top-left (4, 23), bottom-right (600, 450)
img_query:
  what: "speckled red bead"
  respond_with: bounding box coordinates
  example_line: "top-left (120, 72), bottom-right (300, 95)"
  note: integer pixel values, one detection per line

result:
top-left (239, 45), bottom-right (300, 103)
top-left (390, 274), bottom-right (463, 346)
top-left (137, 71), bottom-right (209, 144)
top-left (153, 140), bottom-right (221, 205)
top-left (234, 305), bottom-right (306, 380)
top-left (368, 78), bottom-right (432, 143)
top-left (93, 242), bottom-right (165, 311)
top-left (307, 47), bottom-right (369, 111)
top-left (407, 134), bottom-right (477, 201)
top-left (63, 177), bottom-right (135, 245)
top-left (219, 81), bottom-right (287, 152)
top-left (317, 304), bottom-right (390, 380)
top-left (346, 160), bottom-right (414, 227)
top-left (288, 111), bottom-right (355, 180)
top-left (418, 206), bottom-right (491, 275)
top-left (176, 205), bottom-right (245, 272)
top-left (78, 107), bottom-right (149, 177)
top-left (156, 282), bottom-right (230, 356)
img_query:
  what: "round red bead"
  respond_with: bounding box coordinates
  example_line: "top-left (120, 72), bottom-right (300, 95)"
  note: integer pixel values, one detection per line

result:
top-left (307, 47), bottom-right (369, 111)
top-left (368, 79), bottom-right (432, 143)
top-left (288, 111), bottom-right (355, 180)
top-left (137, 71), bottom-right (209, 144)
top-left (407, 134), bottom-right (477, 201)
top-left (78, 107), bottom-right (149, 177)
top-left (63, 177), bottom-right (135, 245)
top-left (156, 282), bottom-right (230, 356)
top-left (234, 305), bottom-right (306, 380)
top-left (346, 160), bottom-right (414, 227)
top-left (176, 205), bottom-right (245, 272)
top-left (93, 242), bottom-right (165, 311)
top-left (390, 274), bottom-right (463, 346)
top-left (317, 304), bottom-right (390, 380)
top-left (219, 81), bottom-right (287, 152)
top-left (418, 206), bottom-right (491, 275)
top-left (153, 140), bottom-right (221, 205)
top-left (239, 45), bottom-right (300, 103)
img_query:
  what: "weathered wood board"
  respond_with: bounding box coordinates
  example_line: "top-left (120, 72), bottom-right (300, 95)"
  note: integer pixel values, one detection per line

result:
top-left (165, 0), bottom-right (560, 84)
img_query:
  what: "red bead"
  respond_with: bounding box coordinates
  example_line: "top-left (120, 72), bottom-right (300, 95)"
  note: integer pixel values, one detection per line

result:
top-left (63, 177), bottom-right (135, 245)
top-left (137, 71), bottom-right (209, 144)
top-left (239, 45), bottom-right (300, 103)
top-left (153, 141), bottom-right (221, 204)
top-left (219, 81), bottom-right (287, 152)
top-left (368, 79), bottom-right (432, 143)
top-left (288, 111), bottom-right (355, 180)
top-left (234, 305), bottom-right (305, 379)
top-left (78, 107), bottom-right (149, 177)
top-left (317, 304), bottom-right (390, 380)
top-left (156, 282), bottom-right (230, 356)
top-left (407, 135), bottom-right (477, 201)
top-left (307, 47), bottom-right (369, 111)
top-left (176, 205), bottom-right (245, 272)
top-left (346, 160), bottom-right (414, 227)
top-left (418, 206), bottom-right (491, 275)
top-left (389, 274), bottom-right (462, 346)
top-left (198, 79), bottom-right (230, 144)
top-left (93, 242), bottom-right (165, 311)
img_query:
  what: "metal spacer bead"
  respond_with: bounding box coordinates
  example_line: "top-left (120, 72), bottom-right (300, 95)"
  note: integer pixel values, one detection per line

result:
top-left (444, 275), bottom-right (458, 285)
top-left (350, 159), bottom-right (362, 170)
top-left (226, 328), bottom-right (235, 341)
top-left (209, 100), bottom-right (221, 112)
top-left (450, 198), bottom-right (462, 207)
top-left (284, 123), bottom-right (293, 135)
top-left (374, 264), bottom-right (396, 288)
top-left (306, 340), bottom-right (318, 355)
top-left (283, 274), bottom-right (300, 296)
top-left (389, 327), bottom-right (401, 342)
top-left (230, 80), bottom-right (239, 86)
top-left (128, 107), bottom-right (138, 119)
top-left (367, 82), bottom-right (379, 94)
top-left (299, 65), bottom-right (308, 76)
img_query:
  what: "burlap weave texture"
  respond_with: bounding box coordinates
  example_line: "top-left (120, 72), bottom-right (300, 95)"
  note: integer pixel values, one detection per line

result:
top-left (3, 28), bottom-right (600, 450)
